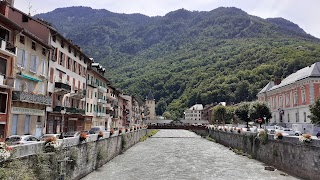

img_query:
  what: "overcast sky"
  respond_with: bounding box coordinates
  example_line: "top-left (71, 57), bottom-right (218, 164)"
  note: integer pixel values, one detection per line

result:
top-left (14, 0), bottom-right (320, 38)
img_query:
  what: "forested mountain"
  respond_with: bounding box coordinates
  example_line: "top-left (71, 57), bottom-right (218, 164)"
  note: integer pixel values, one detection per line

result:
top-left (35, 6), bottom-right (320, 118)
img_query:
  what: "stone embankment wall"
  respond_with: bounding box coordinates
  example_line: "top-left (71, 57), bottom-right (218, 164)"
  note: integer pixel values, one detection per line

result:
top-left (6, 129), bottom-right (150, 180)
top-left (194, 129), bottom-right (320, 180)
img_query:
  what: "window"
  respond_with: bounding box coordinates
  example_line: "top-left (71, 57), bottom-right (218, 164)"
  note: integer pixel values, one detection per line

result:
top-left (39, 82), bottom-right (45, 95)
top-left (94, 105), bottom-right (96, 112)
top-left (17, 49), bottom-right (28, 69)
top-left (67, 57), bottom-right (71, 69)
top-left (95, 92), bottom-right (97, 98)
top-left (304, 112), bottom-right (307, 122)
top-left (12, 115), bottom-right (18, 135)
top-left (279, 95), bottom-right (283, 107)
top-left (68, 46), bottom-right (71, 53)
top-left (294, 91), bottom-right (298, 105)
top-left (30, 55), bottom-right (39, 73)
top-left (31, 41), bottom-right (36, 50)
top-left (0, 57), bottom-right (7, 78)
top-left (90, 104), bottom-right (92, 113)
top-left (287, 114), bottom-right (290, 122)
top-left (73, 61), bottom-right (77, 73)
top-left (19, 35), bottom-right (25, 44)
top-left (302, 88), bottom-right (306, 103)
top-left (42, 48), bottom-right (46, 56)
top-left (59, 52), bottom-right (64, 66)
top-left (52, 35), bottom-right (56, 42)
top-left (41, 59), bottom-right (46, 76)
top-left (285, 93), bottom-right (290, 106)
top-left (28, 81), bottom-right (35, 92)
top-left (25, 115), bottom-right (30, 134)
top-left (296, 112), bottom-right (299, 122)
top-left (22, 14), bottom-right (28, 22)
top-left (86, 103), bottom-right (89, 112)
top-left (272, 97), bottom-right (276, 108)
top-left (61, 41), bottom-right (64, 48)
top-left (0, 93), bottom-right (7, 113)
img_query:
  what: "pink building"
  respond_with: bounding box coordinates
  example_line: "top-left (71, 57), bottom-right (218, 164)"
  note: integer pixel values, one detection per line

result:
top-left (257, 62), bottom-right (320, 134)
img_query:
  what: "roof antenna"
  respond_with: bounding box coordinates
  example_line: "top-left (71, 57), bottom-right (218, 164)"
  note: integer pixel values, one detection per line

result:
top-left (28, 1), bottom-right (32, 16)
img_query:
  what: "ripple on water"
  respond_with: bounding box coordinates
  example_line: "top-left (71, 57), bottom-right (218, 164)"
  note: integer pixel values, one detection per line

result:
top-left (82, 130), bottom-right (299, 180)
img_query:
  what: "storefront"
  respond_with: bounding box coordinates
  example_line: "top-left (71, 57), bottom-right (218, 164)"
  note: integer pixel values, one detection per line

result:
top-left (11, 106), bottom-right (45, 137)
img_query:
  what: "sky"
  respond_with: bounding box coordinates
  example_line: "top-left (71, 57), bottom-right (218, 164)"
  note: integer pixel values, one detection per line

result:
top-left (14, 0), bottom-right (320, 38)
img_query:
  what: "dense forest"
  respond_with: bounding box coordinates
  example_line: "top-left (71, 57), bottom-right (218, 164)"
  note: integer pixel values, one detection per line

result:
top-left (36, 7), bottom-right (320, 119)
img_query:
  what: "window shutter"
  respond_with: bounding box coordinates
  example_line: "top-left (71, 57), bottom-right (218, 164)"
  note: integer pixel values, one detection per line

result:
top-left (35, 56), bottom-right (39, 73)
top-left (24, 50), bottom-right (28, 69)
top-left (50, 68), bottom-right (54, 83)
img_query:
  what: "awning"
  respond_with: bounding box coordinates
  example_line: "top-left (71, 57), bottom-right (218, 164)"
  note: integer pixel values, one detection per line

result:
top-left (20, 74), bottom-right (42, 82)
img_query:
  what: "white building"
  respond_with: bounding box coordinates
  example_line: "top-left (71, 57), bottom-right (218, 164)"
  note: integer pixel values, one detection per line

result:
top-left (184, 104), bottom-right (203, 121)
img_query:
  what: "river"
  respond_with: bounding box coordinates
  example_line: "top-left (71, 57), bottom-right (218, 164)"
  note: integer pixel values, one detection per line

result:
top-left (82, 129), bottom-right (298, 180)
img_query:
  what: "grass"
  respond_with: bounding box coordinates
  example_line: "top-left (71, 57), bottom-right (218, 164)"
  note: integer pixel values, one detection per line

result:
top-left (140, 130), bottom-right (159, 142)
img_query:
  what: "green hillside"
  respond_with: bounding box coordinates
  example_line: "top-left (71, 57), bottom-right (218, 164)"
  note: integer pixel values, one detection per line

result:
top-left (36, 7), bottom-right (320, 118)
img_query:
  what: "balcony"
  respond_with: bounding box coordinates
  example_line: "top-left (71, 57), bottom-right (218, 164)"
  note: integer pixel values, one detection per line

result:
top-left (97, 98), bottom-right (107, 105)
top-left (70, 88), bottom-right (86, 99)
top-left (65, 107), bottom-right (85, 115)
top-left (106, 93), bottom-right (117, 100)
top-left (12, 91), bottom-right (52, 106)
top-left (97, 112), bottom-right (107, 117)
top-left (53, 106), bottom-right (64, 112)
top-left (88, 81), bottom-right (97, 88)
top-left (55, 82), bottom-right (71, 94)
top-left (0, 38), bottom-right (16, 57)
top-left (98, 86), bottom-right (108, 93)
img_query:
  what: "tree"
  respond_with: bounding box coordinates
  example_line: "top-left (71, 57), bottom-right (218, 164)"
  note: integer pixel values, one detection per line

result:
top-left (309, 98), bottom-right (320, 125)
top-left (249, 101), bottom-right (272, 125)
top-left (163, 111), bottom-right (173, 120)
top-left (235, 102), bottom-right (250, 128)
top-left (212, 105), bottom-right (226, 124)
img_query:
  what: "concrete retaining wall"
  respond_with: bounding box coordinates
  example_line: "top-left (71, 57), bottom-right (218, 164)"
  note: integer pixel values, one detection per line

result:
top-left (194, 129), bottom-right (320, 180)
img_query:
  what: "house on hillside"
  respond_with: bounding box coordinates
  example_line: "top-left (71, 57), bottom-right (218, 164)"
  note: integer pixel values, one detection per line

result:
top-left (257, 62), bottom-right (320, 134)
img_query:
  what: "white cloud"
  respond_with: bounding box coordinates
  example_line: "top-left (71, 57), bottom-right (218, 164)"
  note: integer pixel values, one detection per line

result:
top-left (14, 0), bottom-right (320, 38)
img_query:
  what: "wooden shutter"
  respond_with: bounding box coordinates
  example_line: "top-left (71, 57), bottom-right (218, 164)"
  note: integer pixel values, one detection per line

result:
top-left (50, 68), bottom-right (54, 83)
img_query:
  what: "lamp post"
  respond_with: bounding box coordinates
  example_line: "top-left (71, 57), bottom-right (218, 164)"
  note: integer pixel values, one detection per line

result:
top-left (60, 109), bottom-right (66, 133)
top-left (263, 116), bottom-right (267, 129)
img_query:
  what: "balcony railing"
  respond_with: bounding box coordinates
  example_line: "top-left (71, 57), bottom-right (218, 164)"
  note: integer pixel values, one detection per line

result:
top-left (88, 81), bottom-right (97, 88)
top-left (53, 106), bottom-right (64, 112)
top-left (55, 82), bottom-right (71, 94)
top-left (12, 91), bottom-right (52, 106)
top-left (97, 98), bottom-right (107, 104)
top-left (0, 38), bottom-right (16, 57)
top-left (98, 86), bottom-right (108, 93)
top-left (97, 112), bottom-right (107, 117)
top-left (70, 89), bottom-right (86, 99)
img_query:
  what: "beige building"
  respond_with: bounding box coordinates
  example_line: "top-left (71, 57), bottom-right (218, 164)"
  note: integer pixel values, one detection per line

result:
top-left (145, 92), bottom-right (156, 120)
top-left (10, 29), bottom-right (51, 137)
top-left (86, 62), bottom-right (111, 129)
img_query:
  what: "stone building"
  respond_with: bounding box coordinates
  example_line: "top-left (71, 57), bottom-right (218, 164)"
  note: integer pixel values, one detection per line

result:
top-left (145, 91), bottom-right (155, 120)
top-left (184, 104), bottom-right (204, 121)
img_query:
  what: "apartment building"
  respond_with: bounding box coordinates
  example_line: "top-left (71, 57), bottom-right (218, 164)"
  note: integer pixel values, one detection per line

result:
top-left (0, 2), bottom-right (93, 133)
top-left (257, 62), bottom-right (320, 134)
top-left (86, 62), bottom-right (110, 129)
top-left (0, 13), bottom-right (18, 140)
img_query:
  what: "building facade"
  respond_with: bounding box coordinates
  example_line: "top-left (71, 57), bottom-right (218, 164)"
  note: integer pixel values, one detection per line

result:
top-left (257, 62), bottom-right (320, 134)
top-left (184, 104), bottom-right (203, 121)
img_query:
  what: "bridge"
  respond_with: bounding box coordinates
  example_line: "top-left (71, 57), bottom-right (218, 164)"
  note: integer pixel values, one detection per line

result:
top-left (147, 124), bottom-right (208, 130)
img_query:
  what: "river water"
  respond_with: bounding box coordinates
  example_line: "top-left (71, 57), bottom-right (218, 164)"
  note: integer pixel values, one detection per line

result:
top-left (82, 130), bottom-right (298, 180)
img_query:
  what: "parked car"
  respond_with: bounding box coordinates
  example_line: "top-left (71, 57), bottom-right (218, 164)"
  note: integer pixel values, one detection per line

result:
top-left (89, 126), bottom-right (107, 134)
top-left (39, 134), bottom-right (60, 141)
top-left (5, 135), bottom-right (40, 145)
top-left (277, 128), bottom-right (302, 136)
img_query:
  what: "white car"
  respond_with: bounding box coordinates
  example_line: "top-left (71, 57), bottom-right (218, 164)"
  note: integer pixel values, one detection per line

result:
top-left (281, 128), bottom-right (302, 136)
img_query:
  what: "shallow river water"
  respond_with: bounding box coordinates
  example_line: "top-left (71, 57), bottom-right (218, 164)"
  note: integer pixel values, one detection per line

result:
top-left (82, 129), bottom-right (299, 180)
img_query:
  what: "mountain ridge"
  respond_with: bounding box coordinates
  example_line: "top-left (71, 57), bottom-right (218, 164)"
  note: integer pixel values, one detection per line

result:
top-left (35, 6), bottom-right (320, 118)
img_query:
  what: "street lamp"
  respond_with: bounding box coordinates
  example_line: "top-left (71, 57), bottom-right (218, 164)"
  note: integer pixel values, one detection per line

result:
top-left (263, 116), bottom-right (267, 129)
top-left (60, 109), bottom-right (66, 133)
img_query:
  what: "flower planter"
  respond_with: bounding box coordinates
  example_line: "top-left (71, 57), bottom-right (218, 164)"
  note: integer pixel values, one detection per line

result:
top-left (98, 134), bottom-right (103, 138)
top-left (79, 137), bottom-right (87, 141)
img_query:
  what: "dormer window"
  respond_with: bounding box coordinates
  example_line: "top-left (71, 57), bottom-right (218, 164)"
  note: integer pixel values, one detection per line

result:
top-left (61, 41), bottom-right (64, 48)
top-left (68, 46), bottom-right (71, 53)
top-left (52, 35), bottom-right (56, 42)
top-left (19, 35), bottom-right (25, 44)
top-left (42, 48), bottom-right (46, 56)
top-left (31, 41), bottom-right (36, 50)
top-left (22, 14), bottom-right (28, 22)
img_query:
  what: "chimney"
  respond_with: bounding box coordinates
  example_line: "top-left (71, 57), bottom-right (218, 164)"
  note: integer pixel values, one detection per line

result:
top-left (274, 79), bottom-right (281, 85)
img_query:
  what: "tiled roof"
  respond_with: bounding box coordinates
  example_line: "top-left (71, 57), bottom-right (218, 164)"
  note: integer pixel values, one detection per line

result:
top-left (268, 62), bottom-right (320, 91)
top-left (146, 91), bottom-right (154, 100)
top-left (189, 104), bottom-right (203, 110)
